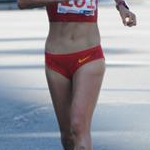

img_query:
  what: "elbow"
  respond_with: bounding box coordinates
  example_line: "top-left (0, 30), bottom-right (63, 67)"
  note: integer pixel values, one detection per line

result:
top-left (17, 0), bottom-right (25, 9)
top-left (17, 0), bottom-right (29, 9)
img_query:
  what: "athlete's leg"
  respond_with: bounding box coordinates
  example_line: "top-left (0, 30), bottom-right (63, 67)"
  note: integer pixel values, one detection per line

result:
top-left (71, 59), bottom-right (105, 150)
top-left (45, 66), bottom-right (74, 150)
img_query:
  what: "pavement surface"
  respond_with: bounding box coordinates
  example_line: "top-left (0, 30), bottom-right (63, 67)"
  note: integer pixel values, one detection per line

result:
top-left (0, 4), bottom-right (150, 150)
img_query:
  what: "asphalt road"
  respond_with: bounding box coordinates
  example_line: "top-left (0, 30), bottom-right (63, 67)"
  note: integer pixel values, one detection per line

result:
top-left (0, 4), bottom-right (150, 150)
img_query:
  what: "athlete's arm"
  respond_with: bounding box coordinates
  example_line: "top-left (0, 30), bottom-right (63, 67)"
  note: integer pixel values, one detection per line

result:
top-left (17, 0), bottom-right (68, 9)
top-left (114, 0), bottom-right (136, 27)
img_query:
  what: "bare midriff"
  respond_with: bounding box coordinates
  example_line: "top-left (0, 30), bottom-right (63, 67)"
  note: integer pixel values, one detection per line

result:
top-left (45, 22), bottom-right (101, 54)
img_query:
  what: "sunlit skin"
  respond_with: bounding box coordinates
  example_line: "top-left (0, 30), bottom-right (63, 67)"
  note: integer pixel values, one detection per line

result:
top-left (18, 0), bottom-right (136, 150)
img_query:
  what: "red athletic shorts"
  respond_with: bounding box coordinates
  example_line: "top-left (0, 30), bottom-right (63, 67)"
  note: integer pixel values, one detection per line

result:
top-left (45, 45), bottom-right (104, 79)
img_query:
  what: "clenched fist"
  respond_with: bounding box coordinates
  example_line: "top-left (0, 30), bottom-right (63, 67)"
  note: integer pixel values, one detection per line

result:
top-left (118, 5), bottom-right (137, 27)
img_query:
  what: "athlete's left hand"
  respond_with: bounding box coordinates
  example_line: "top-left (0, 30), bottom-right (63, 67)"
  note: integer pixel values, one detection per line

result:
top-left (118, 5), bottom-right (137, 27)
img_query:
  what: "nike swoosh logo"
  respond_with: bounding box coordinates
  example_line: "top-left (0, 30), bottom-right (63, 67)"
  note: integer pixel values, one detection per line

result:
top-left (78, 56), bottom-right (91, 63)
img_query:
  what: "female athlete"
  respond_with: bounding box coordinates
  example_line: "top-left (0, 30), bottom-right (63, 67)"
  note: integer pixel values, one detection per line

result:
top-left (18, 0), bottom-right (136, 150)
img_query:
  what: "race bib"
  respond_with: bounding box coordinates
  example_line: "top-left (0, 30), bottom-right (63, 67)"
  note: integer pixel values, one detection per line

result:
top-left (57, 0), bottom-right (97, 16)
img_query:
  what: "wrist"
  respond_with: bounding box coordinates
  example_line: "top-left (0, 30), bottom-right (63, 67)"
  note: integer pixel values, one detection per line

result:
top-left (116, 1), bottom-right (129, 11)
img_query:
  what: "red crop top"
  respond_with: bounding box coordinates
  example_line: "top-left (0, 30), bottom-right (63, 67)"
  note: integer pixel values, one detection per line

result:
top-left (46, 0), bottom-right (98, 22)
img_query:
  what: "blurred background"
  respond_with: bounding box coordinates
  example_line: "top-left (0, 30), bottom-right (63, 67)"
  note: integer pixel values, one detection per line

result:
top-left (0, 0), bottom-right (150, 150)
top-left (0, 0), bottom-right (147, 10)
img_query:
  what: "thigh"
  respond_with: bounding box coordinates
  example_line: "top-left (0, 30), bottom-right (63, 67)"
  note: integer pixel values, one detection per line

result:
top-left (45, 66), bottom-right (72, 133)
top-left (71, 59), bottom-right (105, 126)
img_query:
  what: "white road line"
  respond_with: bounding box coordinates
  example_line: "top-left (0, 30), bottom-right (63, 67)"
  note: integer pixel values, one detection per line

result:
top-left (0, 131), bottom-right (149, 138)
top-left (106, 60), bottom-right (150, 66)
top-left (97, 100), bottom-right (150, 104)
top-left (0, 60), bottom-right (150, 67)
top-left (5, 86), bottom-right (150, 92)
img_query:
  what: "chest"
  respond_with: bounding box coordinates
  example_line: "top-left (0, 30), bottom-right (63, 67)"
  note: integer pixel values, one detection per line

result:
top-left (57, 0), bottom-right (97, 16)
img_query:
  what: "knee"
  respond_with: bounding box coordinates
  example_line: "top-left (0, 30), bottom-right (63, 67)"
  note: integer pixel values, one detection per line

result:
top-left (60, 132), bottom-right (74, 147)
top-left (70, 113), bottom-right (88, 136)
top-left (61, 131), bottom-right (73, 141)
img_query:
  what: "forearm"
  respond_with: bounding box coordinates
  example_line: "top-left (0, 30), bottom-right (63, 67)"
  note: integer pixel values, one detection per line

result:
top-left (114, 0), bottom-right (125, 3)
top-left (114, 0), bottom-right (129, 11)
top-left (18, 0), bottom-right (64, 9)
